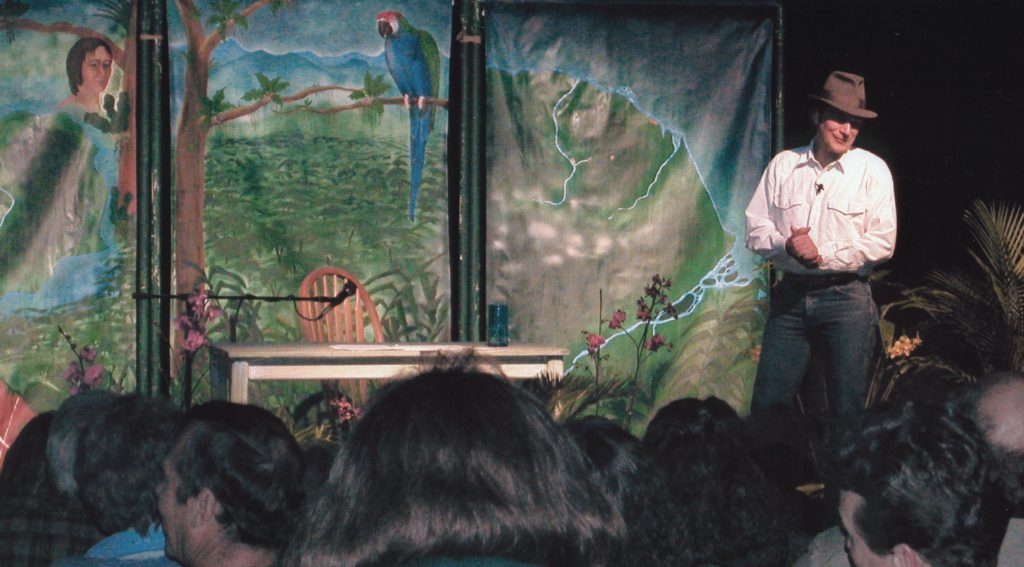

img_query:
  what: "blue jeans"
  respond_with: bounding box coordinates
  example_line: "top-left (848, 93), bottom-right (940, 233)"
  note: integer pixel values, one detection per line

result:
top-left (751, 276), bottom-right (878, 417)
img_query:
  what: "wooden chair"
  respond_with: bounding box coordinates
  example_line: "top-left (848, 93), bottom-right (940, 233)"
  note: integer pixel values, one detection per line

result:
top-left (297, 266), bottom-right (384, 404)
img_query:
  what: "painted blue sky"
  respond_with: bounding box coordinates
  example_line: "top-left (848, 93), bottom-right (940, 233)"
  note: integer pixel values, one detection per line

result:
top-left (218, 0), bottom-right (451, 57)
top-left (21, 0), bottom-right (451, 57)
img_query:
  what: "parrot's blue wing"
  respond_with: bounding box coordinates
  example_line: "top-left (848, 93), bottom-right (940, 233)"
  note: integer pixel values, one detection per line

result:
top-left (384, 21), bottom-right (439, 221)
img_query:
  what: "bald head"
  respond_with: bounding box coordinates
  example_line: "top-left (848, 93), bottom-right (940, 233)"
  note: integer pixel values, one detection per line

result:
top-left (979, 374), bottom-right (1024, 451)
top-left (975, 372), bottom-right (1024, 511)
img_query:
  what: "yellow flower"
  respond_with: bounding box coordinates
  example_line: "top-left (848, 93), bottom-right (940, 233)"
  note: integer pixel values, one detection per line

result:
top-left (886, 334), bottom-right (923, 359)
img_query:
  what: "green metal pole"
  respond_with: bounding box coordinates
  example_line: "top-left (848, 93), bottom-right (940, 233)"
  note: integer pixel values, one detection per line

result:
top-left (135, 0), bottom-right (172, 397)
top-left (451, 0), bottom-right (485, 342)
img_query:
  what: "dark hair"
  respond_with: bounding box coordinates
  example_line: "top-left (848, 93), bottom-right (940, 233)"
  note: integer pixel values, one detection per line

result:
top-left (565, 416), bottom-right (667, 567)
top-left (299, 439), bottom-right (338, 505)
top-left (643, 396), bottom-right (745, 462)
top-left (47, 389), bottom-right (119, 497)
top-left (66, 37), bottom-right (112, 95)
top-left (834, 402), bottom-right (1010, 567)
top-left (174, 402), bottom-right (305, 550)
top-left (0, 412), bottom-right (54, 498)
top-left (282, 366), bottom-right (625, 567)
top-left (638, 397), bottom-right (800, 566)
top-left (74, 395), bottom-right (183, 535)
top-left (565, 416), bottom-right (645, 509)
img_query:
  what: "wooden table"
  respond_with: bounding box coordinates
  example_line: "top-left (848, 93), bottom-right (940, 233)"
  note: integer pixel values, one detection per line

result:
top-left (209, 342), bottom-right (569, 403)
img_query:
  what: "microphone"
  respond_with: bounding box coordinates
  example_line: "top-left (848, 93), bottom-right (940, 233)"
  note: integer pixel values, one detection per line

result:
top-left (814, 183), bottom-right (825, 194)
top-left (328, 280), bottom-right (358, 306)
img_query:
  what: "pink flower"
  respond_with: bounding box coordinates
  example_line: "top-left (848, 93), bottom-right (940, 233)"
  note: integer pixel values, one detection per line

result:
top-left (183, 330), bottom-right (207, 352)
top-left (644, 334), bottom-right (668, 352)
top-left (332, 396), bottom-right (363, 423)
top-left (83, 364), bottom-right (105, 386)
top-left (80, 346), bottom-right (98, 363)
top-left (207, 306), bottom-right (224, 320)
top-left (585, 332), bottom-right (606, 355)
top-left (62, 362), bottom-right (82, 383)
top-left (69, 385), bottom-right (80, 396)
top-left (174, 314), bottom-right (192, 332)
top-left (187, 291), bottom-right (208, 308)
top-left (609, 309), bottom-right (627, 329)
top-left (636, 304), bottom-right (651, 321)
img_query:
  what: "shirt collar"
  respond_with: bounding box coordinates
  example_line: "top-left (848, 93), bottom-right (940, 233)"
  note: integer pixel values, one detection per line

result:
top-left (805, 139), bottom-right (852, 174)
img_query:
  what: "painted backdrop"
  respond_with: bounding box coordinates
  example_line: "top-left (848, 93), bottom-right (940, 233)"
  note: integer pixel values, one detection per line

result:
top-left (168, 0), bottom-right (452, 405)
top-left (0, 0), bottom-right (138, 411)
top-left (485, 2), bottom-right (773, 426)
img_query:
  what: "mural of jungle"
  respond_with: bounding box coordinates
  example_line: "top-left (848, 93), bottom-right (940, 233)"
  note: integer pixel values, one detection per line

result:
top-left (0, 0), bottom-right (773, 438)
top-left (0, 0), bottom-right (452, 414)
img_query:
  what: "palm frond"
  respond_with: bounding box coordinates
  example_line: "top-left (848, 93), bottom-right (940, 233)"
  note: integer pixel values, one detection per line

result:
top-left (519, 372), bottom-right (630, 423)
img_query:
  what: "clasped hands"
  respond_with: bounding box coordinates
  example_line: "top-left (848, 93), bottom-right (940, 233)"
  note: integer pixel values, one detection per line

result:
top-left (785, 226), bottom-right (822, 268)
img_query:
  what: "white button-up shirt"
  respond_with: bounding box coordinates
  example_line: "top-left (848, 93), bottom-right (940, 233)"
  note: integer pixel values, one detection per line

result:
top-left (744, 143), bottom-right (896, 276)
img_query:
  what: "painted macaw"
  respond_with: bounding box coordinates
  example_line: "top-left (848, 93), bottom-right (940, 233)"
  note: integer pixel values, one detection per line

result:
top-left (377, 10), bottom-right (440, 221)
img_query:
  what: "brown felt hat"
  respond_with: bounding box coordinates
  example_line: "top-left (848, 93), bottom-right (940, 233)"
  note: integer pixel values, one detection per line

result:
top-left (807, 70), bottom-right (878, 119)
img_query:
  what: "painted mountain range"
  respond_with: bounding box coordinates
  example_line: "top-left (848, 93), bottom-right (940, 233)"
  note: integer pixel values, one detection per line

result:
top-left (170, 38), bottom-right (450, 118)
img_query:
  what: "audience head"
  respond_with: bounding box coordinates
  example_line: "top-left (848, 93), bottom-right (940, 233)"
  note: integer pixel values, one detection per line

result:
top-left (158, 401), bottom-right (305, 566)
top-left (565, 415), bottom-right (648, 513)
top-left (299, 439), bottom-right (338, 504)
top-left (74, 394), bottom-right (184, 535)
top-left (282, 365), bottom-right (625, 567)
top-left (638, 396), bottom-right (799, 566)
top-left (47, 389), bottom-right (119, 498)
top-left (834, 401), bottom-right (1009, 567)
top-left (643, 395), bottom-right (744, 465)
top-left (967, 371), bottom-right (1024, 514)
top-left (0, 412), bottom-right (55, 498)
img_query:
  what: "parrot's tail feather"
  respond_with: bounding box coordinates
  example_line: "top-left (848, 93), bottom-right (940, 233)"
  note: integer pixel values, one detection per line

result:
top-left (407, 108), bottom-right (430, 222)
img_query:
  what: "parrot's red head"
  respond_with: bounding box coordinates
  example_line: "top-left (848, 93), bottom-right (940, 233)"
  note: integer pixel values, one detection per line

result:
top-left (376, 11), bottom-right (402, 38)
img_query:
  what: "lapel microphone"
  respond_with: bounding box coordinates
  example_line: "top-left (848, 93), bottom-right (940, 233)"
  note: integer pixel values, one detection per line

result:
top-left (814, 183), bottom-right (824, 194)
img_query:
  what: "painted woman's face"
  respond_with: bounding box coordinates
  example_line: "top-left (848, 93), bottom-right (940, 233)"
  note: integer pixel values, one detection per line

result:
top-left (79, 46), bottom-right (113, 96)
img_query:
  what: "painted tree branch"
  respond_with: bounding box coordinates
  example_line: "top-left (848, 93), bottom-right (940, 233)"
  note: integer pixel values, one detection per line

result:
top-left (277, 96), bottom-right (450, 115)
top-left (4, 19), bottom-right (125, 64)
top-left (199, 0), bottom-right (273, 58)
top-left (210, 85), bottom-right (361, 126)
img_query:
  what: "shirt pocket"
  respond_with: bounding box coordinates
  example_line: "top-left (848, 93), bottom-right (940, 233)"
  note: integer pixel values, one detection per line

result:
top-left (825, 198), bottom-right (866, 239)
top-left (770, 194), bottom-right (805, 227)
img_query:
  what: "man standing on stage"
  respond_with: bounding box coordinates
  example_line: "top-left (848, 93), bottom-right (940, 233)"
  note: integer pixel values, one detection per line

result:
top-left (745, 70), bottom-right (896, 416)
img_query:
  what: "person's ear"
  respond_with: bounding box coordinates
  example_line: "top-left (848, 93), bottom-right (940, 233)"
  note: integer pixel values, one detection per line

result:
top-left (809, 107), bottom-right (821, 126)
top-left (891, 543), bottom-right (929, 567)
top-left (190, 488), bottom-right (218, 527)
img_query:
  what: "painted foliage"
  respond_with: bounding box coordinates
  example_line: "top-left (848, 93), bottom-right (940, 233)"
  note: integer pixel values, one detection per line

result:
top-left (0, 0), bottom-right (137, 411)
top-left (168, 0), bottom-right (452, 359)
top-left (485, 2), bottom-right (772, 427)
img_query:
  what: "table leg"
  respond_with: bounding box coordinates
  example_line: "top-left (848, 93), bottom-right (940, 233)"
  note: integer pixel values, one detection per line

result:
top-left (231, 362), bottom-right (250, 404)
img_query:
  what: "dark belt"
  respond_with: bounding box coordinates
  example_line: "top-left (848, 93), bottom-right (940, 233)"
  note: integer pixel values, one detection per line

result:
top-left (783, 272), bottom-right (866, 289)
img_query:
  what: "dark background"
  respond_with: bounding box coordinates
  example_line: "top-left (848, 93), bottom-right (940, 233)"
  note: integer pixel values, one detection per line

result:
top-left (781, 0), bottom-right (1024, 288)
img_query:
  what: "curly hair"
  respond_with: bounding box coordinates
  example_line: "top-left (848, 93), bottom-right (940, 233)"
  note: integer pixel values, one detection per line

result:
top-left (47, 389), bottom-right (119, 498)
top-left (637, 397), bottom-right (801, 566)
top-left (74, 395), bottom-right (183, 535)
top-left (282, 366), bottom-right (626, 567)
top-left (565, 416), bottom-right (677, 567)
top-left (833, 401), bottom-right (1010, 567)
top-left (173, 402), bottom-right (305, 550)
top-left (65, 37), bottom-right (112, 95)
